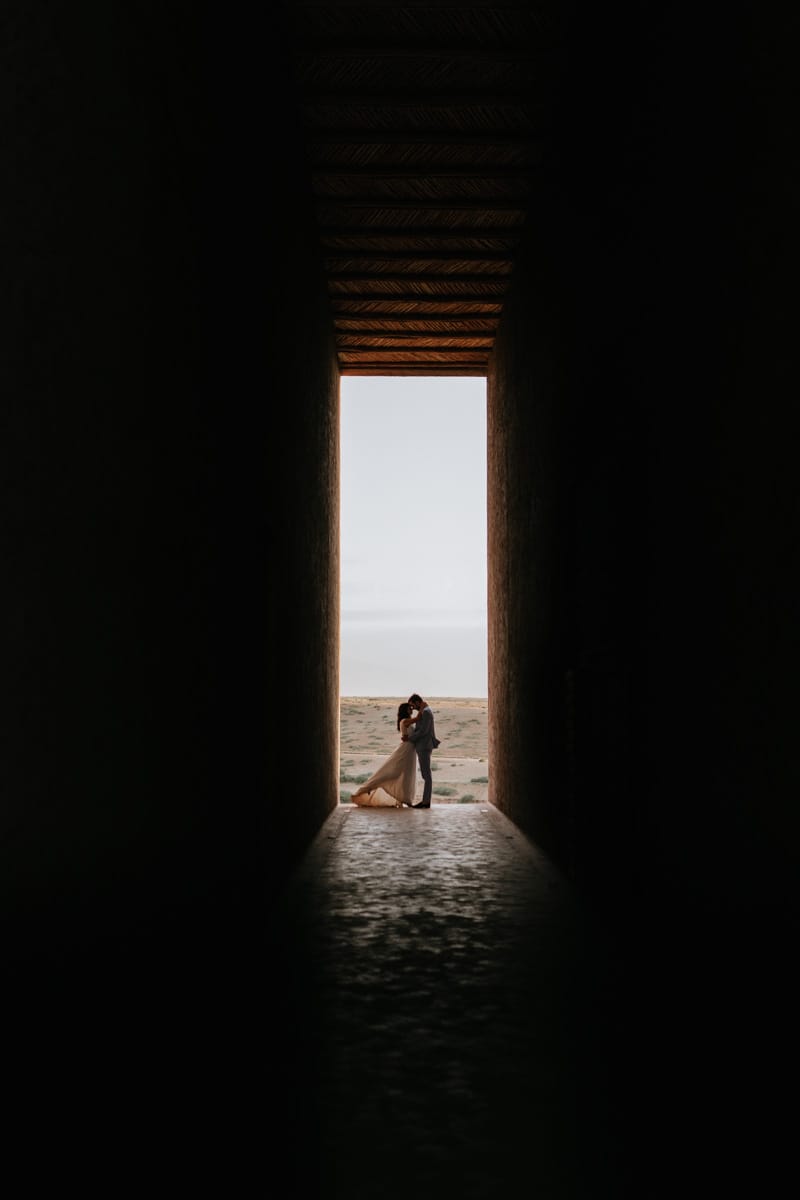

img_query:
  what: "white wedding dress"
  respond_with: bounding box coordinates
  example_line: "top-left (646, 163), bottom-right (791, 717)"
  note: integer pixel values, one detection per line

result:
top-left (350, 718), bottom-right (418, 807)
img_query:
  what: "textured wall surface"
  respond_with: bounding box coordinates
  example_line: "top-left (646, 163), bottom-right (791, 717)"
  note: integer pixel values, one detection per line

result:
top-left (488, 3), bottom-right (799, 921)
top-left (3, 0), bottom-right (341, 1011)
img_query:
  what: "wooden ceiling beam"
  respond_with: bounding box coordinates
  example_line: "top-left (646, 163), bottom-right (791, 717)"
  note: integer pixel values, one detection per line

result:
top-left (324, 250), bottom-right (513, 263)
top-left (339, 347), bottom-right (493, 354)
top-left (306, 131), bottom-right (538, 146)
top-left (319, 225), bottom-right (522, 238)
top-left (341, 368), bottom-right (488, 377)
top-left (329, 293), bottom-right (505, 305)
top-left (316, 197), bottom-right (529, 210)
top-left (340, 360), bottom-right (489, 369)
top-left (327, 272), bottom-right (511, 283)
top-left (334, 322), bottom-right (500, 332)
top-left (336, 329), bottom-right (494, 337)
top-left (340, 365), bottom-right (489, 373)
top-left (293, 42), bottom-right (542, 60)
top-left (300, 90), bottom-right (539, 107)
top-left (311, 165), bottom-right (536, 178)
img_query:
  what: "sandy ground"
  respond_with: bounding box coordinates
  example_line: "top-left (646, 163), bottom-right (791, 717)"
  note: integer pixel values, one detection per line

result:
top-left (339, 696), bottom-right (489, 805)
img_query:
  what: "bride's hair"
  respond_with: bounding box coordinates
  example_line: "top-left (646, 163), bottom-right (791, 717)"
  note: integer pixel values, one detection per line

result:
top-left (396, 702), bottom-right (412, 730)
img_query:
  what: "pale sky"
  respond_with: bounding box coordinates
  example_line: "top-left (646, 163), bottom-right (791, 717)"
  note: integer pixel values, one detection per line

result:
top-left (340, 376), bottom-right (488, 697)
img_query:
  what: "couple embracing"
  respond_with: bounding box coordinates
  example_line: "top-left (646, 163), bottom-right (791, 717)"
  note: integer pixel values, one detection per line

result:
top-left (351, 693), bottom-right (441, 809)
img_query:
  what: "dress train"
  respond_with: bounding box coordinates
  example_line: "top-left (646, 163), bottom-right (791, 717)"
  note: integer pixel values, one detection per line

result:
top-left (350, 735), bottom-right (417, 808)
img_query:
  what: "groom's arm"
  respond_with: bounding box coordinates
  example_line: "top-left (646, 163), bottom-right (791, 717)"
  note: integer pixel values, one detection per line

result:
top-left (408, 709), bottom-right (432, 742)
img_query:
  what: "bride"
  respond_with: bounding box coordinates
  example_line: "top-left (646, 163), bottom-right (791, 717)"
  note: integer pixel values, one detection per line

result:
top-left (350, 702), bottom-right (418, 807)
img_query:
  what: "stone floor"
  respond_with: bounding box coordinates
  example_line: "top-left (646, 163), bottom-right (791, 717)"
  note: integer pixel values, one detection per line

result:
top-left (7, 800), bottom-right (788, 1196)
top-left (267, 803), bottom-right (629, 1200)
top-left (264, 801), bottom-right (796, 1199)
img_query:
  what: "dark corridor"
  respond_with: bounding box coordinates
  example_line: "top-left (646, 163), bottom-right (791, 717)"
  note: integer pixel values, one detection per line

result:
top-left (5, 3), bottom-right (798, 1196)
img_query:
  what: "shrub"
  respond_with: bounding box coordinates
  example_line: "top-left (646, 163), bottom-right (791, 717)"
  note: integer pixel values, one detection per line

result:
top-left (340, 771), bottom-right (371, 784)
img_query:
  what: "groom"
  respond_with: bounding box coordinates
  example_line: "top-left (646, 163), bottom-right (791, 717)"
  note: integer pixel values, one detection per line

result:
top-left (401, 693), bottom-right (440, 808)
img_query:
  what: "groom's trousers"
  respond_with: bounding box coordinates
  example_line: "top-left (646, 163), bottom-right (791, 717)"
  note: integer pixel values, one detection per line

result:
top-left (416, 747), bottom-right (432, 806)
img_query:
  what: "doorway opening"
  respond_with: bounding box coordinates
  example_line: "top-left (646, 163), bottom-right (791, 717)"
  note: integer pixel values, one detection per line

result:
top-left (339, 376), bottom-right (488, 805)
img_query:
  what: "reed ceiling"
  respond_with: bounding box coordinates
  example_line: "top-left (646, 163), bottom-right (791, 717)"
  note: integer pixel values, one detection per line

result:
top-left (281, 1), bottom-right (557, 376)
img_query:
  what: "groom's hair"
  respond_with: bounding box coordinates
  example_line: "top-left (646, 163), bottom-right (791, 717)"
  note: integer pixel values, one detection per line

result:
top-left (408, 693), bottom-right (423, 707)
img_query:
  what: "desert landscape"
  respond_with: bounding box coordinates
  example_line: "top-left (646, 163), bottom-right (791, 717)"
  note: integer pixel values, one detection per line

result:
top-left (339, 696), bottom-right (489, 805)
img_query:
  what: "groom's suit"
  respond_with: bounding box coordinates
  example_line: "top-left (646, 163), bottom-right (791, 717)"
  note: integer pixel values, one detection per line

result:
top-left (408, 705), bottom-right (440, 807)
